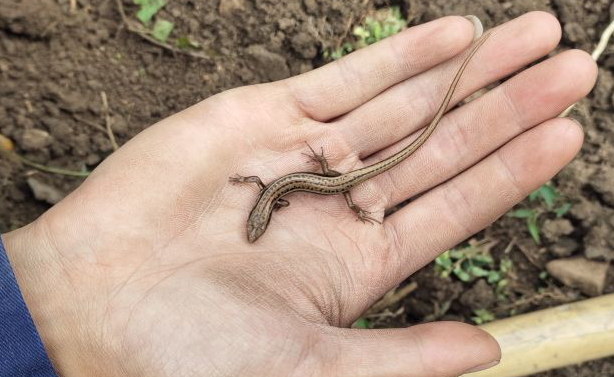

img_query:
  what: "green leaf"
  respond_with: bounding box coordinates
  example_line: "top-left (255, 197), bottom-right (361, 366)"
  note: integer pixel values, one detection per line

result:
top-left (152, 19), bottom-right (174, 42)
top-left (472, 254), bottom-right (494, 265)
top-left (555, 202), bottom-right (572, 218)
top-left (370, 21), bottom-right (383, 42)
top-left (352, 318), bottom-right (370, 329)
top-left (499, 258), bottom-right (513, 273)
top-left (539, 271), bottom-right (548, 279)
top-left (353, 26), bottom-right (370, 40)
top-left (530, 184), bottom-right (558, 208)
top-left (435, 251), bottom-right (452, 270)
top-left (508, 208), bottom-right (535, 219)
top-left (529, 189), bottom-right (540, 201)
top-left (135, 0), bottom-right (167, 24)
top-left (449, 249), bottom-right (465, 260)
top-left (527, 215), bottom-right (540, 244)
top-left (177, 36), bottom-right (200, 49)
top-left (468, 265), bottom-right (490, 278)
top-left (539, 185), bottom-right (558, 209)
top-left (496, 278), bottom-right (508, 290)
top-left (453, 266), bottom-right (471, 282)
top-left (471, 309), bottom-right (495, 325)
top-left (487, 270), bottom-right (501, 284)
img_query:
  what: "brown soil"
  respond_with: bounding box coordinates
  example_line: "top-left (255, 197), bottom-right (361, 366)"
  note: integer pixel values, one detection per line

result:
top-left (1, 0), bottom-right (613, 375)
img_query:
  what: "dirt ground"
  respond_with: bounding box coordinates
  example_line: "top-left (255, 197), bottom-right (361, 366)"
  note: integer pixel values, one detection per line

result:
top-left (1, 0), bottom-right (613, 375)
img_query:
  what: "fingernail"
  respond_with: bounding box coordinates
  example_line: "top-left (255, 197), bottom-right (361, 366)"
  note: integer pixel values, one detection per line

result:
top-left (464, 15), bottom-right (483, 40)
top-left (463, 360), bottom-right (500, 374)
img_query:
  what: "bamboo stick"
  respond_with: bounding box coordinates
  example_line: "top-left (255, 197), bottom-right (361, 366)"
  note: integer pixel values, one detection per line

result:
top-left (464, 293), bottom-right (614, 377)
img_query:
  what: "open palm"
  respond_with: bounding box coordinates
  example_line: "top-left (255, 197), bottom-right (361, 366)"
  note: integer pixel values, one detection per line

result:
top-left (4, 12), bottom-right (596, 377)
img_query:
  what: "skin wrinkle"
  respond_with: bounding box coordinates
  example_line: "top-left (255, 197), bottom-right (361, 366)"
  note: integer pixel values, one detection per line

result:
top-left (117, 263), bottom-right (187, 346)
top-left (370, 226), bottom-right (407, 288)
top-left (494, 147), bottom-right (526, 199)
top-left (285, 80), bottom-right (322, 121)
top-left (252, 84), bottom-right (290, 127)
top-left (441, 178), bottom-right (482, 237)
top-left (442, 109), bottom-right (473, 164)
top-left (336, 56), bottom-right (372, 111)
top-left (334, 252), bottom-right (357, 324)
top-left (385, 33), bottom-right (417, 80)
top-left (409, 327), bottom-right (437, 376)
top-left (278, 84), bottom-right (314, 125)
top-left (288, 329), bottom-right (325, 377)
top-left (205, 250), bottom-right (340, 326)
top-left (501, 80), bottom-right (527, 129)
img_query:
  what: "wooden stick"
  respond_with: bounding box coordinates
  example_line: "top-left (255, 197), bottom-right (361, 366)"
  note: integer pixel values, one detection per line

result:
top-left (463, 294), bottom-right (614, 376)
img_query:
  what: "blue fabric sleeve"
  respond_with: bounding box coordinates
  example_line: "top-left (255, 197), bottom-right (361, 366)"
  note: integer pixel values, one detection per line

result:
top-left (0, 233), bottom-right (59, 377)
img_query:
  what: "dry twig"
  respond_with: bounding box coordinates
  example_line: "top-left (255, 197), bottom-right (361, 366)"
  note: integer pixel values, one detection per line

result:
top-left (13, 153), bottom-right (89, 177)
top-left (73, 115), bottom-right (107, 133)
top-left (365, 282), bottom-right (418, 316)
top-left (1, 134), bottom-right (89, 177)
top-left (101, 91), bottom-right (119, 151)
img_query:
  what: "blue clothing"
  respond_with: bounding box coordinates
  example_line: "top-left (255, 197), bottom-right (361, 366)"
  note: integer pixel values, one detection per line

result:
top-left (0, 234), bottom-right (58, 376)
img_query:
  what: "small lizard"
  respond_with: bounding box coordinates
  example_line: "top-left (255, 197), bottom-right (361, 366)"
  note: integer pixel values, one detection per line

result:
top-left (231, 31), bottom-right (491, 243)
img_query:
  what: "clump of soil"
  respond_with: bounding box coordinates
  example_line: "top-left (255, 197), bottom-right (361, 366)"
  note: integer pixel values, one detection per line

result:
top-left (1, 0), bottom-right (613, 375)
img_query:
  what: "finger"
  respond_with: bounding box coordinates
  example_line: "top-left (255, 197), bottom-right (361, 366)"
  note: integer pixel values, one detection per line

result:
top-left (366, 49), bottom-right (596, 209)
top-left (320, 322), bottom-right (500, 377)
top-left (385, 117), bottom-right (583, 276)
top-left (335, 11), bottom-right (562, 157)
top-left (284, 16), bottom-right (475, 121)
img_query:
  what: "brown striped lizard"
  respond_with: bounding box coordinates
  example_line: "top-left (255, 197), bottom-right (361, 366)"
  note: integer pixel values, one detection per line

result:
top-left (230, 31), bottom-right (491, 243)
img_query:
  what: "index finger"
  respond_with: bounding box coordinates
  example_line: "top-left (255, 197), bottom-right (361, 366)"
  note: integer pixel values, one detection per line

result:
top-left (283, 16), bottom-right (476, 122)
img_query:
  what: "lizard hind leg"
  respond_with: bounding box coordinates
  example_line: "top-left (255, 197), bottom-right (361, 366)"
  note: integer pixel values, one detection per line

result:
top-left (343, 192), bottom-right (382, 224)
top-left (302, 142), bottom-right (342, 177)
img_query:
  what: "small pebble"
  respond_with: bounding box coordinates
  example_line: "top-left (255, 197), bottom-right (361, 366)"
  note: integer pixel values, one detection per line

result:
top-left (27, 177), bottom-right (64, 205)
top-left (546, 257), bottom-right (609, 296)
top-left (20, 128), bottom-right (52, 150)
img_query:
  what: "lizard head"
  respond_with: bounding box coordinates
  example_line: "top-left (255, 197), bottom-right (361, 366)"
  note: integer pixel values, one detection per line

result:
top-left (247, 211), bottom-right (268, 243)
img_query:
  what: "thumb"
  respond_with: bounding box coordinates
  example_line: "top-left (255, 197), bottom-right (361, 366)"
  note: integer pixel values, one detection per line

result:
top-left (319, 321), bottom-right (500, 377)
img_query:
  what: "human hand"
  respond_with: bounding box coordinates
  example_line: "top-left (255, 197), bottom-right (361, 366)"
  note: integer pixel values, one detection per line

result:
top-left (3, 12), bottom-right (596, 377)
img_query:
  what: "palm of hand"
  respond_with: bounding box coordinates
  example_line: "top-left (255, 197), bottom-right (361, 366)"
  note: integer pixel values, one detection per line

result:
top-left (7, 12), bottom-right (596, 377)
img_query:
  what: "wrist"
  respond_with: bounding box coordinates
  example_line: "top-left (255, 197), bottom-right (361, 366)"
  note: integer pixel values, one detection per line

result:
top-left (3, 220), bottom-right (87, 377)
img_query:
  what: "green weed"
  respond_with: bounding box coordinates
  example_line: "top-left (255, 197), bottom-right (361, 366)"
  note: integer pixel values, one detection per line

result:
top-left (176, 36), bottom-right (201, 49)
top-left (507, 183), bottom-right (572, 244)
top-left (152, 19), bottom-right (174, 43)
top-left (132, 0), bottom-right (174, 43)
top-left (435, 240), bottom-right (511, 292)
top-left (352, 318), bottom-right (371, 329)
top-left (324, 6), bottom-right (406, 60)
top-left (134, 0), bottom-right (166, 24)
top-left (472, 309), bottom-right (495, 325)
